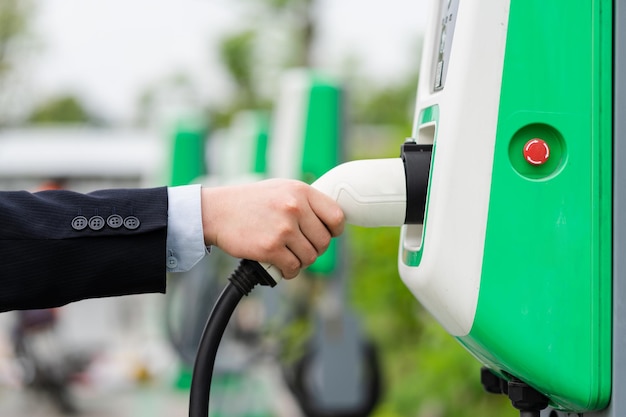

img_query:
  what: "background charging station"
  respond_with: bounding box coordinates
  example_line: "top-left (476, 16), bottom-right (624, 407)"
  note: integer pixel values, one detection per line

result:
top-left (267, 69), bottom-right (381, 417)
top-left (167, 69), bottom-right (382, 417)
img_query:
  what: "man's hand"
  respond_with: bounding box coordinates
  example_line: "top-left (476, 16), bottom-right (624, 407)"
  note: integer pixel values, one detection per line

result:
top-left (200, 179), bottom-right (345, 279)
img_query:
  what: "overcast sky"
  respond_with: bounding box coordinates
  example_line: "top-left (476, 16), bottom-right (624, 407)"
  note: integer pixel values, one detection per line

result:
top-left (29, 0), bottom-right (431, 123)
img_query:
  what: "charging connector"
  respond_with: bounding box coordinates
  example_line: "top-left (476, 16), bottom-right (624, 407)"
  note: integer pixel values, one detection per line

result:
top-left (401, 141), bottom-right (432, 224)
top-left (312, 158), bottom-right (408, 227)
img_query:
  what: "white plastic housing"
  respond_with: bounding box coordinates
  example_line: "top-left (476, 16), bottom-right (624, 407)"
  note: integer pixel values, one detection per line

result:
top-left (312, 158), bottom-right (407, 228)
top-left (398, 0), bottom-right (510, 336)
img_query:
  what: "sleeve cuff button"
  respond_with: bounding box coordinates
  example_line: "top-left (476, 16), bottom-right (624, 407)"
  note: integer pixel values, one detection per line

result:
top-left (107, 214), bottom-right (124, 228)
top-left (88, 216), bottom-right (105, 231)
top-left (167, 256), bottom-right (178, 269)
top-left (71, 216), bottom-right (88, 231)
top-left (124, 216), bottom-right (141, 230)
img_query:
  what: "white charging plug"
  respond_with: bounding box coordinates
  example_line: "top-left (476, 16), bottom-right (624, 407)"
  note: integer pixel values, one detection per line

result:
top-left (261, 157), bottom-right (407, 283)
top-left (311, 158), bottom-right (407, 227)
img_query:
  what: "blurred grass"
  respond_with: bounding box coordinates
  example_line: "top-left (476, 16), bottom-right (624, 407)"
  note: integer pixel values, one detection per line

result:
top-left (346, 224), bottom-right (516, 417)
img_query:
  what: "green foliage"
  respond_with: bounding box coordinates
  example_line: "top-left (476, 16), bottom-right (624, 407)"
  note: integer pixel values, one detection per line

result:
top-left (27, 95), bottom-right (94, 124)
top-left (346, 225), bottom-right (516, 417)
top-left (220, 30), bottom-right (258, 107)
top-left (0, 0), bottom-right (35, 126)
top-left (350, 73), bottom-right (418, 129)
top-left (237, 0), bottom-right (314, 64)
top-left (207, 0), bottom-right (315, 126)
top-left (0, 0), bottom-right (32, 76)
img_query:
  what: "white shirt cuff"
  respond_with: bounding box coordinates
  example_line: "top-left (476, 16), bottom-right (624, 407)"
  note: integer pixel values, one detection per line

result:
top-left (166, 185), bottom-right (208, 272)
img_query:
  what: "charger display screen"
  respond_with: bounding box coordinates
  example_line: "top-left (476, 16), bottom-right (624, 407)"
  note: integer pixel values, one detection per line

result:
top-left (433, 0), bottom-right (459, 91)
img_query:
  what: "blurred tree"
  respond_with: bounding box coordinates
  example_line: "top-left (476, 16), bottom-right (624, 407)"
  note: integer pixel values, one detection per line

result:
top-left (27, 94), bottom-right (94, 124)
top-left (0, 0), bottom-right (35, 126)
top-left (220, 30), bottom-right (258, 107)
top-left (246, 0), bottom-right (315, 67)
top-left (0, 0), bottom-right (31, 78)
top-left (352, 74), bottom-right (418, 128)
top-left (208, 0), bottom-right (316, 128)
top-left (0, 2), bottom-right (105, 127)
top-left (135, 72), bottom-right (203, 127)
top-left (0, 0), bottom-right (28, 72)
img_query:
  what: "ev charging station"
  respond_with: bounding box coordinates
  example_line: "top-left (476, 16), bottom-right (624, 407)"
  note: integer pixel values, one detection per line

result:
top-left (209, 110), bottom-right (270, 181)
top-left (398, 0), bottom-right (617, 415)
top-left (169, 115), bottom-right (209, 187)
top-left (269, 69), bottom-right (343, 275)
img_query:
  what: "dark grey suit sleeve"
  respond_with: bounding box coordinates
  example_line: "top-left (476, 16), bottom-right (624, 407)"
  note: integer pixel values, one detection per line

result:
top-left (0, 187), bottom-right (169, 312)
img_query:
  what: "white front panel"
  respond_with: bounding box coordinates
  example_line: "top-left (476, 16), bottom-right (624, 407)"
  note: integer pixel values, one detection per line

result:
top-left (398, 0), bottom-right (510, 336)
top-left (222, 111), bottom-right (263, 178)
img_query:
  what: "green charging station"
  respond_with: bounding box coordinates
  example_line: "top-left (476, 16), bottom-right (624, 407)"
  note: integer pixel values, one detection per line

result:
top-left (169, 115), bottom-right (209, 187)
top-left (266, 70), bottom-right (382, 417)
top-left (397, 0), bottom-right (619, 415)
top-left (269, 70), bottom-right (343, 275)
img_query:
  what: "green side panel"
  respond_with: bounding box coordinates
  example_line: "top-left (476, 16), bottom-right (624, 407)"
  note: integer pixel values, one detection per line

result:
top-left (252, 112), bottom-right (270, 175)
top-left (460, 0), bottom-right (612, 412)
top-left (301, 75), bottom-right (342, 183)
top-left (302, 75), bottom-right (343, 276)
top-left (170, 116), bottom-right (209, 186)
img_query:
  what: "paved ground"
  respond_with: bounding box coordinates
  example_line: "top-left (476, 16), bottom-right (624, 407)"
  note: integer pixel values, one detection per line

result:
top-left (0, 344), bottom-right (303, 417)
top-left (0, 365), bottom-right (304, 417)
top-left (0, 383), bottom-right (190, 417)
top-left (0, 294), bottom-right (304, 417)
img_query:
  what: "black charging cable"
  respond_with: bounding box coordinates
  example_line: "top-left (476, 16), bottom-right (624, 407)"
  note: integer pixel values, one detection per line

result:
top-left (188, 259), bottom-right (276, 417)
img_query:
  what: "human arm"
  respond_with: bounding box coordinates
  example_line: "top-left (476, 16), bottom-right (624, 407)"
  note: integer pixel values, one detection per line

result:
top-left (0, 187), bottom-right (168, 312)
top-left (0, 179), bottom-right (345, 311)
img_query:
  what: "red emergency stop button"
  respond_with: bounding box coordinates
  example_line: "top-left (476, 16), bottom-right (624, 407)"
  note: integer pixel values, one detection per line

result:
top-left (523, 138), bottom-right (550, 165)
